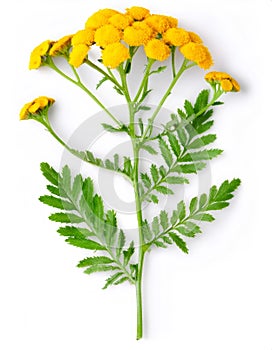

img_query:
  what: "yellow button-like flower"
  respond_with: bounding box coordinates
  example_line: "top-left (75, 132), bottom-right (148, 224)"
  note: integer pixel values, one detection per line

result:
top-left (69, 44), bottom-right (89, 68)
top-left (163, 28), bottom-right (191, 47)
top-left (180, 42), bottom-right (213, 69)
top-left (85, 9), bottom-right (119, 29)
top-left (123, 22), bottom-right (154, 46)
top-left (102, 42), bottom-right (130, 69)
top-left (188, 31), bottom-right (203, 44)
top-left (126, 6), bottom-right (150, 21)
top-left (71, 28), bottom-right (95, 46)
top-left (19, 97), bottom-right (55, 120)
top-left (94, 24), bottom-right (122, 48)
top-left (144, 39), bottom-right (171, 61)
top-left (49, 35), bottom-right (73, 56)
top-left (145, 15), bottom-right (178, 34)
top-left (109, 14), bottom-right (133, 30)
top-left (205, 71), bottom-right (240, 92)
top-left (29, 40), bottom-right (52, 69)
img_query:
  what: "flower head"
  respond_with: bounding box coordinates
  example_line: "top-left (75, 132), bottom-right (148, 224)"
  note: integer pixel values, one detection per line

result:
top-left (180, 42), bottom-right (213, 69)
top-left (126, 6), bottom-right (150, 21)
top-left (71, 29), bottom-right (95, 46)
top-left (123, 22), bottom-right (154, 46)
top-left (102, 42), bottom-right (130, 69)
top-left (49, 35), bottom-right (72, 56)
top-left (69, 44), bottom-right (89, 68)
top-left (85, 9), bottom-right (119, 29)
top-left (19, 96), bottom-right (55, 120)
top-left (109, 14), bottom-right (133, 30)
top-left (188, 31), bottom-right (203, 44)
top-left (29, 40), bottom-right (52, 69)
top-left (205, 71), bottom-right (240, 92)
top-left (145, 15), bottom-right (178, 34)
top-left (94, 24), bottom-right (122, 48)
top-left (163, 28), bottom-right (191, 47)
top-left (144, 39), bottom-right (171, 61)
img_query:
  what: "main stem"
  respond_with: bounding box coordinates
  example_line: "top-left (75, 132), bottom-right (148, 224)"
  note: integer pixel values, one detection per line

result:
top-left (120, 65), bottom-right (146, 340)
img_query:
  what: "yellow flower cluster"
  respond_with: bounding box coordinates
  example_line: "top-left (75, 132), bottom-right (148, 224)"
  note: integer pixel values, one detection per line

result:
top-left (29, 6), bottom-right (214, 70)
top-left (205, 71), bottom-right (240, 92)
top-left (20, 96), bottom-right (55, 120)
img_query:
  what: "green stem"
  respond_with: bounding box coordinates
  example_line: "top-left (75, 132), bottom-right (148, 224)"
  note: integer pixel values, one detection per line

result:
top-left (120, 65), bottom-right (146, 340)
top-left (84, 59), bottom-right (123, 90)
top-left (142, 59), bottom-right (195, 140)
top-left (171, 47), bottom-right (177, 78)
top-left (133, 59), bottom-right (155, 103)
top-left (47, 57), bottom-right (122, 127)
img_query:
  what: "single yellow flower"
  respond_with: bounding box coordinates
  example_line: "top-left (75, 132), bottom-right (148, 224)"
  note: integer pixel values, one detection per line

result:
top-left (85, 9), bottom-right (119, 29)
top-left (123, 22), bottom-right (154, 46)
top-left (144, 39), bottom-right (171, 61)
top-left (205, 71), bottom-right (240, 92)
top-left (145, 15), bottom-right (178, 34)
top-left (188, 31), bottom-right (203, 44)
top-left (163, 28), bottom-right (191, 47)
top-left (109, 14), bottom-right (133, 30)
top-left (29, 40), bottom-right (52, 69)
top-left (180, 42), bottom-right (213, 69)
top-left (102, 42), bottom-right (130, 69)
top-left (19, 97), bottom-right (55, 120)
top-left (94, 24), bottom-right (122, 48)
top-left (69, 44), bottom-right (89, 68)
top-left (125, 6), bottom-right (150, 21)
top-left (71, 28), bottom-right (95, 46)
top-left (49, 35), bottom-right (73, 56)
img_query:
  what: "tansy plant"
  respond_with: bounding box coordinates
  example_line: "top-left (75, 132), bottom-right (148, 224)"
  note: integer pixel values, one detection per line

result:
top-left (20, 6), bottom-right (241, 340)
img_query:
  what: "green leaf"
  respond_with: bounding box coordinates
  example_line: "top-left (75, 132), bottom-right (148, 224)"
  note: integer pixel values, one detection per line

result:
top-left (192, 213), bottom-right (215, 222)
top-left (142, 144), bottom-right (158, 155)
top-left (71, 174), bottom-right (83, 202)
top-left (184, 100), bottom-right (194, 117)
top-left (96, 76), bottom-right (108, 89)
top-left (159, 137), bottom-right (173, 167)
top-left (101, 123), bottom-right (127, 133)
top-left (40, 162), bottom-right (59, 186)
top-left (165, 176), bottom-right (189, 184)
top-left (151, 217), bottom-right (160, 236)
top-left (178, 163), bottom-right (206, 174)
top-left (141, 173), bottom-right (152, 189)
top-left (209, 185), bottom-right (218, 201)
top-left (49, 213), bottom-right (84, 223)
top-left (160, 210), bottom-right (169, 230)
top-left (169, 233), bottom-right (189, 254)
top-left (77, 256), bottom-right (114, 268)
top-left (207, 202), bottom-right (229, 210)
top-left (181, 149), bottom-right (223, 162)
top-left (194, 89), bottom-right (209, 113)
top-left (92, 195), bottom-right (104, 219)
top-left (39, 195), bottom-right (75, 210)
top-left (142, 221), bottom-right (153, 241)
top-left (116, 230), bottom-right (126, 259)
top-left (156, 186), bottom-right (174, 195)
top-left (177, 201), bottom-right (186, 221)
top-left (199, 193), bottom-right (208, 208)
top-left (167, 133), bottom-right (181, 157)
top-left (187, 134), bottom-right (216, 149)
top-left (215, 179), bottom-right (241, 201)
top-left (150, 194), bottom-right (159, 204)
top-left (46, 185), bottom-right (61, 197)
top-left (150, 164), bottom-right (159, 183)
top-left (105, 210), bottom-right (118, 246)
top-left (103, 272), bottom-right (123, 290)
top-left (176, 126), bottom-right (188, 146)
top-left (83, 265), bottom-right (119, 275)
top-left (123, 241), bottom-right (135, 266)
top-left (81, 177), bottom-right (94, 203)
top-left (113, 276), bottom-right (129, 286)
top-left (189, 197), bottom-right (198, 214)
top-left (154, 240), bottom-right (167, 248)
top-left (62, 165), bottom-right (71, 193)
top-left (57, 226), bottom-right (94, 238)
top-left (150, 65), bottom-right (167, 75)
top-left (196, 121), bottom-right (214, 134)
top-left (66, 237), bottom-right (106, 250)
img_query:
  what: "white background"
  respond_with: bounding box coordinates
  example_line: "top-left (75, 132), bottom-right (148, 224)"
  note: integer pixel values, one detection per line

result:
top-left (1, 0), bottom-right (272, 349)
